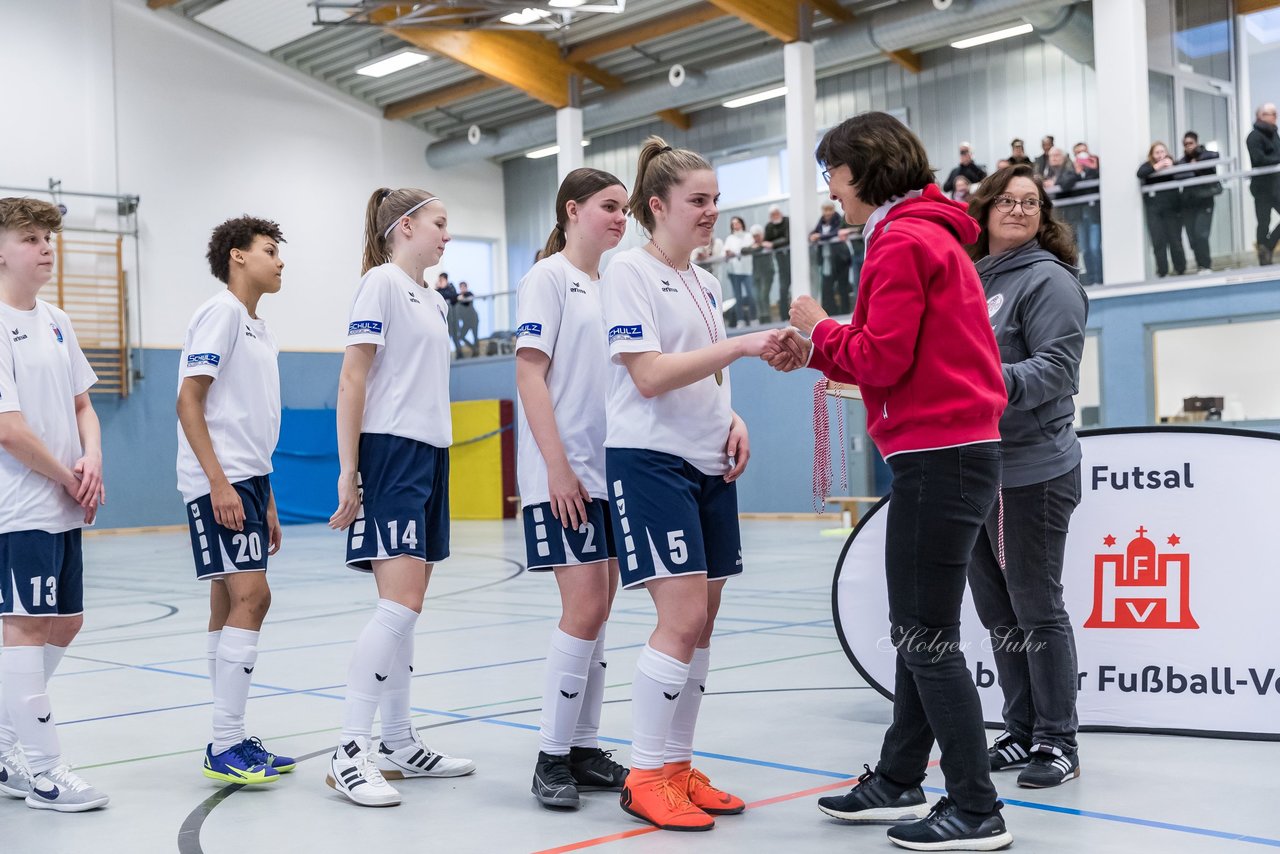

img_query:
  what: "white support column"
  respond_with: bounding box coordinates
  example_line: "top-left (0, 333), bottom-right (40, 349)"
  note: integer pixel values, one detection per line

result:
top-left (1094, 0), bottom-right (1150, 285)
top-left (784, 40), bottom-right (817, 299)
top-left (555, 107), bottom-right (584, 184)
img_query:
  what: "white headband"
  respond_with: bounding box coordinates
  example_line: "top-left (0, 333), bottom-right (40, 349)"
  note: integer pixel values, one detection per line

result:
top-left (382, 196), bottom-right (440, 240)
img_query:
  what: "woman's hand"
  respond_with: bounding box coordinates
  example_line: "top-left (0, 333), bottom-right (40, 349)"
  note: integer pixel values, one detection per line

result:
top-left (762, 327), bottom-right (811, 372)
top-left (547, 461), bottom-right (590, 530)
top-left (789, 295), bottom-right (829, 334)
top-left (724, 413), bottom-right (750, 482)
top-left (330, 470), bottom-right (361, 530)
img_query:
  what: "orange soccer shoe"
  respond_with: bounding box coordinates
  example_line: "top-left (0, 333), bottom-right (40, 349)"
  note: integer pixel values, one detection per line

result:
top-left (620, 767), bottom-right (715, 831)
top-left (666, 761), bottom-right (745, 815)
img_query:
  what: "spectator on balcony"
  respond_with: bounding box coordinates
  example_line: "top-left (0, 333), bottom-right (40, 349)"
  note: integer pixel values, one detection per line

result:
top-left (943, 142), bottom-right (987, 194)
top-left (810, 201), bottom-right (852, 315)
top-left (950, 175), bottom-right (974, 204)
top-left (1247, 103), bottom-right (1280, 265)
top-left (1069, 142), bottom-right (1102, 285)
top-left (763, 205), bottom-right (791, 315)
top-left (1137, 142), bottom-right (1186, 278)
top-left (1177, 131), bottom-right (1221, 274)
top-left (1033, 135), bottom-right (1056, 178)
top-left (1008, 138), bottom-right (1034, 167)
top-left (454, 281), bottom-right (480, 357)
top-left (722, 216), bottom-right (756, 327)
top-left (744, 224), bottom-right (775, 323)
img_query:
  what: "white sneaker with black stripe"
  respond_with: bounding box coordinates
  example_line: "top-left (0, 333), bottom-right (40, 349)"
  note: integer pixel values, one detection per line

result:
top-left (375, 729), bottom-right (475, 779)
top-left (1017, 744), bottom-right (1079, 788)
top-left (327, 737), bottom-right (401, 807)
top-left (987, 732), bottom-right (1031, 772)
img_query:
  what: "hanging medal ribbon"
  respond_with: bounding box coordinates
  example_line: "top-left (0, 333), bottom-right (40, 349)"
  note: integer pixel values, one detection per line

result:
top-left (812, 379), bottom-right (848, 514)
top-left (649, 241), bottom-right (724, 385)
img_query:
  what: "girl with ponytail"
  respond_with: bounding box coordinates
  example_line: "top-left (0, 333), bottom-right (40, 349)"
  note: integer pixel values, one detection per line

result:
top-left (326, 187), bottom-right (475, 808)
top-left (602, 137), bottom-right (780, 832)
top-left (516, 167), bottom-right (631, 810)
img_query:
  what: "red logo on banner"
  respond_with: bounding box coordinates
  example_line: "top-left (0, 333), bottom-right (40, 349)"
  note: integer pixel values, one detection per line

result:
top-left (1084, 526), bottom-right (1199, 629)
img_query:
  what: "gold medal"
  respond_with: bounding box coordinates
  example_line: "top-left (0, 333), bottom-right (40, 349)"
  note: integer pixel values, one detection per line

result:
top-left (715, 369), bottom-right (724, 386)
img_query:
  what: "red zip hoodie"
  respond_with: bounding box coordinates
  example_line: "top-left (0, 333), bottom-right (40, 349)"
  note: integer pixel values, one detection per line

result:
top-left (809, 184), bottom-right (1006, 457)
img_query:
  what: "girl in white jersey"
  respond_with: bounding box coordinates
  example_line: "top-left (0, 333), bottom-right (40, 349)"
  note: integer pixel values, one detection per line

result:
top-left (326, 188), bottom-right (475, 808)
top-left (603, 138), bottom-right (779, 832)
top-left (517, 168), bottom-right (631, 809)
top-left (0, 198), bottom-right (107, 812)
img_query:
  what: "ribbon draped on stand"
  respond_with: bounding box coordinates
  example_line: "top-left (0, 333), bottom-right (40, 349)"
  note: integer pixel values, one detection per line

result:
top-left (812, 379), bottom-right (848, 514)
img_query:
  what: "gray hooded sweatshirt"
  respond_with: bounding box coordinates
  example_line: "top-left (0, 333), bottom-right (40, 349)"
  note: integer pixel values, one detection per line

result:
top-left (975, 239), bottom-right (1089, 488)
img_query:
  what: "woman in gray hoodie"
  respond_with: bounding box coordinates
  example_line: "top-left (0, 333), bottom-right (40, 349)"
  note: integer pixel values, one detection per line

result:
top-left (964, 164), bottom-right (1089, 790)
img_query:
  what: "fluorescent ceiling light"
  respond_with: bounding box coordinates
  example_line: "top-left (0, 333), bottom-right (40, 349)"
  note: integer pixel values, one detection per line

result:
top-left (723, 86), bottom-right (787, 109)
top-left (549, 0), bottom-right (587, 6)
top-left (950, 23), bottom-right (1034, 49)
top-left (526, 140), bottom-right (591, 159)
top-left (356, 50), bottom-right (428, 78)
top-left (501, 7), bottom-right (552, 25)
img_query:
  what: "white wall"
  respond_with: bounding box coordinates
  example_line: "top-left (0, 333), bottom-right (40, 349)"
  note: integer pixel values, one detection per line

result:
top-left (1152, 317), bottom-right (1280, 421)
top-left (1, 0), bottom-right (505, 352)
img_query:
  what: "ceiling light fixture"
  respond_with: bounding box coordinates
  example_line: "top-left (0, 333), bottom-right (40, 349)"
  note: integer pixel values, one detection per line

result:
top-left (526, 140), bottom-right (591, 159)
top-left (500, 7), bottom-right (552, 25)
top-left (950, 23), bottom-right (1034, 49)
top-left (723, 86), bottom-right (787, 109)
top-left (355, 50), bottom-right (429, 78)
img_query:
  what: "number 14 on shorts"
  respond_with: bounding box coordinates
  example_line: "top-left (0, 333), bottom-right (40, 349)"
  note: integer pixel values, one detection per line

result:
top-left (386, 519), bottom-right (418, 549)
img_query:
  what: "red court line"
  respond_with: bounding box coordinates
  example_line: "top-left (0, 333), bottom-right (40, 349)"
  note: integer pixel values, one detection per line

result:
top-left (532, 759), bottom-right (945, 854)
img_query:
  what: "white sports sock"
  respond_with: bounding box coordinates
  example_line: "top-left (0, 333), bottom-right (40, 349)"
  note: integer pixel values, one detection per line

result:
top-left (629, 645), bottom-right (690, 771)
top-left (0, 643), bottom-right (68, 750)
top-left (206, 630), bottom-right (222, 689)
top-left (571, 625), bottom-right (609, 750)
top-left (0, 646), bottom-right (60, 774)
top-left (341, 599), bottom-right (418, 743)
top-left (664, 646), bottom-right (710, 764)
top-left (538, 628), bottom-right (596, 755)
top-left (212, 626), bottom-right (259, 754)
top-left (378, 630), bottom-right (417, 750)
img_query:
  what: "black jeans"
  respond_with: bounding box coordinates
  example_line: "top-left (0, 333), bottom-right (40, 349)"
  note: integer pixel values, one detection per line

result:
top-left (1181, 201), bottom-right (1214, 270)
top-left (967, 466), bottom-right (1081, 754)
top-left (774, 251), bottom-right (791, 311)
top-left (1252, 187), bottom-right (1280, 252)
top-left (1146, 206), bottom-right (1185, 276)
top-left (877, 443), bottom-right (1002, 816)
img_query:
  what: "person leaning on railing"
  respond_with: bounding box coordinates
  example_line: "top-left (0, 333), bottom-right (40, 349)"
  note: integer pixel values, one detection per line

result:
top-left (1067, 143), bottom-right (1102, 285)
top-left (1176, 131), bottom-right (1221, 274)
top-left (1136, 142), bottom-right (1186, 278)
top-left (744, 224), bottom-right (775, 322)
top-left (1248, 103), bottom-right (1280, 266)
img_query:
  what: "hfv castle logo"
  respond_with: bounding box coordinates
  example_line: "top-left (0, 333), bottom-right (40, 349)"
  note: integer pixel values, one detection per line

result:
top-left (1084, 526), bottom-right (1199, 629)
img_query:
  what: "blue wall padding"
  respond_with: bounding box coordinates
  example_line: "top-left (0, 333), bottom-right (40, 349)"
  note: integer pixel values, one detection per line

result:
top-left (271, 408), bottom-right (339, 525)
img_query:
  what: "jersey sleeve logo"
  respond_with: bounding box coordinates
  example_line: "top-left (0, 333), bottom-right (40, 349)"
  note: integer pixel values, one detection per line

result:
top-left (186, 353), bottom-right (221, 367)
top-left (516, 322), bottom-right (543, 338)
top-left (49, 323), bottom-right (64, 343)
top-left (609, 324), bottom-right (643, 342)
top-left (348, 320), bottom-right (384, 336)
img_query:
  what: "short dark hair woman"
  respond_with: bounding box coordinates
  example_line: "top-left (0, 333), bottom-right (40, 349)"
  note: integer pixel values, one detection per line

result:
top-left (1136, 142), bottom-right (1187, 277)
top-left (780, 111), bottom-right (1012, 850)
top-left (966, 164), bottom-right (1089, 790)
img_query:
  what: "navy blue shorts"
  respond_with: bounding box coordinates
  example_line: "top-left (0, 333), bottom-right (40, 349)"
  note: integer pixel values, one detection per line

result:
top-left (605, 448), bottom-right (742, 590)
top-left (523, 498), bottom-right (617, 571)
top-left (0, 529), bottom-right (84, 616)
top-left (347, 433), bottom-right (450, 571)
top-left (186, 475), bottom-right (271, 580)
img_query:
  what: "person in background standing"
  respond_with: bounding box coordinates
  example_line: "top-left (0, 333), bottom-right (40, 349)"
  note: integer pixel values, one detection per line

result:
top-left (943, 143), bottom-right (987, 194)
top-left (435, 272), bottom-right (461, 356)
top-left (1068, 143), bottom-right (1102, 285)
top-left (455, 281), bottom-right (480, 356)
top-left (1177, 131), bottom-right (1221, 274)
top-left (1137, 142), bottom-right (1186, 277)
top-left (763, 205), bottom-right (791, 316)
top-left (722, 216), bottom-right (756, 327)
top-left (810, 201), bottom-right (852, 315)
top-left (951, 175), bottom-right (974, 204)
top-left (1008, 138), bottom-right (1034, 167)
top-left (744, 224), bottom-right (775, 323)
top-left (1246, 103), bottom-right (1279, 265)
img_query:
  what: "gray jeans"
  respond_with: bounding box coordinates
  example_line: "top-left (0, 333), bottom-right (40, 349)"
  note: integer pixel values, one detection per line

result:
top-left (967, 465), bottom-right (1081, 753)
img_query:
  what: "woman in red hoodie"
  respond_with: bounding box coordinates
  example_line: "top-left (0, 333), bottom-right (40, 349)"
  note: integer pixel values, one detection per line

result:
top-left (777, 112), bottom-right (1011, 852)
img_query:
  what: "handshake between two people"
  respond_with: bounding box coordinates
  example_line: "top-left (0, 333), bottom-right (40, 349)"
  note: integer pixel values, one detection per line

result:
top-left (733, 294), bottom-right (831, 373)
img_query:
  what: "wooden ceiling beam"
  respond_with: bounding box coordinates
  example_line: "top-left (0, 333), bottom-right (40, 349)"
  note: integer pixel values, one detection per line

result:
top-left (706, 0), bottom-right (804, 43)
top-left (656, 108), bottom-right (692, 130)
top-left (809, 0), bottom-right (854, 23)
top-left (884, 48), bottom-right (923, 74)
top-left (146, 0), bottom-right (182, 7)
top-left (383, 77), bottom-right (503, 120)
top-left (566, 4), bottom-right (728, 63)
top-left (1238, 0), bottom-right (1280, 13)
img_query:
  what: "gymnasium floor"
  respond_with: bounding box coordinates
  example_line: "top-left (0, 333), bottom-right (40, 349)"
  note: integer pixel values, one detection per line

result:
top-left (4, 519), bottom-right (1276, 853)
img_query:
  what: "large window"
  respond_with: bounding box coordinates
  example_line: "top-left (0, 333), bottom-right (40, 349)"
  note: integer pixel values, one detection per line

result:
top-left (1174, 0), bottom-right (1232, 81)
top-left (715, 155), bottom-right (772, 207)
top-left (1077, 333), bottom-right (1102, 428)
top-left (1152, 317), bottom-right (1280, 423)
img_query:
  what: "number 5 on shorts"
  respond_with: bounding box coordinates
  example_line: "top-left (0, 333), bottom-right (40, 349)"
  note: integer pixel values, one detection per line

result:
top-left (668, 530), bottom-right (688, 565)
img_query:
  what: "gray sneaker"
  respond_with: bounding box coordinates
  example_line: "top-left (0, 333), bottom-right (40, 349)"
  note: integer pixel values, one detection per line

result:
top-left (26, 765), bottom-right (110, 812)
top-left (0, 744), bottom-right (33, 798)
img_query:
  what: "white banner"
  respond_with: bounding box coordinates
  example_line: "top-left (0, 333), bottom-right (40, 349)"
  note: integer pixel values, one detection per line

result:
top-left (833, 428), bottom-right (1280, 739)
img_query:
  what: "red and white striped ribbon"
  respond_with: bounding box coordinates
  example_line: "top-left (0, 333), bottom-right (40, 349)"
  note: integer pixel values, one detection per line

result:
top-left (812, 380), bottom-right (848, 514)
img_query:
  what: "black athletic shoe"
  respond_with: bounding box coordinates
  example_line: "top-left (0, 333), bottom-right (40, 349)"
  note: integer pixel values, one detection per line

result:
top-left (568, 746), bottom-right (628, 792)
top-left (1017, 744), bottom-right (1080, 788)
top-left (987, 731), bottom-right (1032, 772)
top-left (886, 797), bottom-right (1013, 851)
top-left (817, 764), bottom-right (928, 823)
top-left (532, 752), bottom-right (580, 809)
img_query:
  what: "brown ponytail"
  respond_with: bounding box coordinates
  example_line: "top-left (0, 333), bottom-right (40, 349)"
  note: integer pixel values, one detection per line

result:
top-left (540, 167), bottom-right (625, 260)
top-left (361, 186), bottom-right (437, 274)
top-left (626, 136), bottom-right (711, 235)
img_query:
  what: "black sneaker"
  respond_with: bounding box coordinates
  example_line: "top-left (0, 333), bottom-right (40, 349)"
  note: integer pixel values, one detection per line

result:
top-left (817, 764), bottom-right (928, 823)
top-left (568, 746), bottom-right (628, 792)
top-left (886, 797), bottom-right (1013, 851)
top-left (987, 731), bottom-right (1032, 772)
top-left (532, 752), bottom-right (580, 809)
top-left (1017, 744), bottom-right (1079, 788)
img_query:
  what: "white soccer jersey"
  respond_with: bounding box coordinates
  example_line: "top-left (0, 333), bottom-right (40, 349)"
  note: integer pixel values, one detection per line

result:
top-left (176, 290), bottom-right (281, 504)
top-left (602, 247), bottom-right (733, 476)
top-left (346, 263), bottom-right (453, 449)
top-left (0, 300), bottom-right (97, 535)
top-left (515, 253), bottom-right (608, 506)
